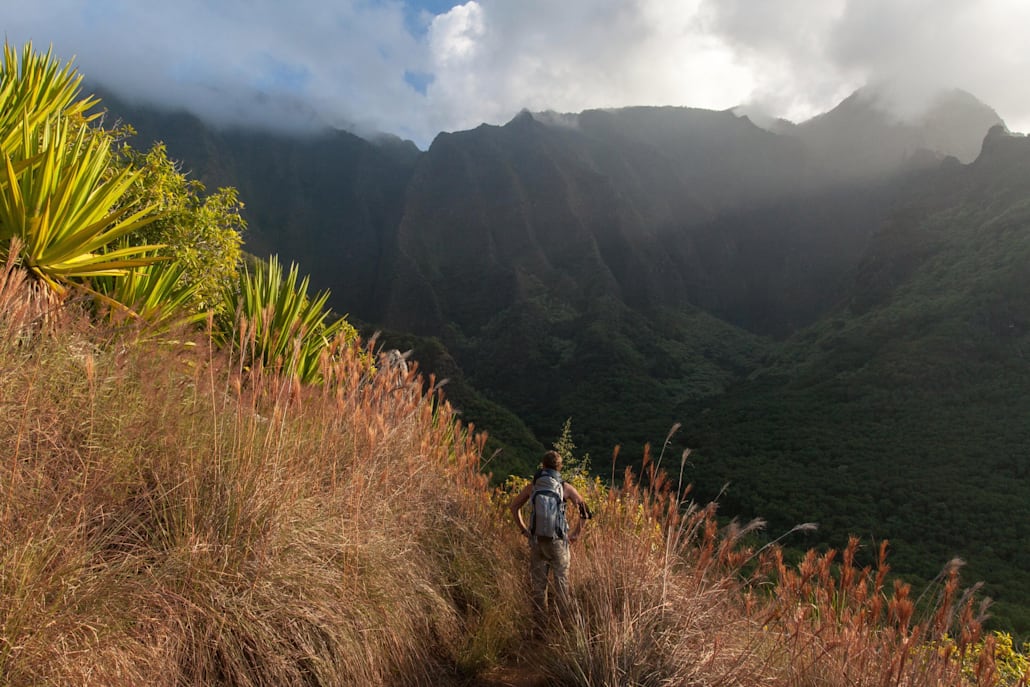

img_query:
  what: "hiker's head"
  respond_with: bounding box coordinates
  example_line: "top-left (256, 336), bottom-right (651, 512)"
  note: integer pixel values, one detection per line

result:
top-left (542, 450), bottom-right (562, 470)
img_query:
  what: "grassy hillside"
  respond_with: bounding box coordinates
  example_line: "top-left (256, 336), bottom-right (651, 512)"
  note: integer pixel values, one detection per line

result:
top-left (0, 264), bottom-right (505, 684)
top-left (3, 260), bottom-right (1021, 685)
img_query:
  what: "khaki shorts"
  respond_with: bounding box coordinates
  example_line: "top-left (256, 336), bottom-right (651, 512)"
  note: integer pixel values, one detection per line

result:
top-left (529, 536), bottom-right (570, 613)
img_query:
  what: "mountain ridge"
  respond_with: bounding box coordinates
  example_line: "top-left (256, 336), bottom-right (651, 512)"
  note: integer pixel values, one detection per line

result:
top-left (684, 126), bottom-right (1030, 631)
top-left (101, 84), bottom-right (1011, 446)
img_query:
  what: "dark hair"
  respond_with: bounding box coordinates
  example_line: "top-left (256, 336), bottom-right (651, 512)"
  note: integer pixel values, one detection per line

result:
top-left (542, 450), bottom-right (561, 469)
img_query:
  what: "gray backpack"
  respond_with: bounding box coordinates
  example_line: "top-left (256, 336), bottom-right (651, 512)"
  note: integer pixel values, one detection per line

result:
top-left (530, 468), bottom-right (567, 539)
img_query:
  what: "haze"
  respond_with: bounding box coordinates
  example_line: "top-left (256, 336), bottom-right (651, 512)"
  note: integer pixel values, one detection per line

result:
top-left (5, 0), bottom-right (1029, 147)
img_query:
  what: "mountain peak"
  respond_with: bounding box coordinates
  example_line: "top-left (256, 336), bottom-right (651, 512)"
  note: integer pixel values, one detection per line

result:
top-left (509, 108), bottom-right (536, 124)
top-left (815, 84), bottom-right (1001, 128)
top-left (794, 85), bottom-right (1004, 181)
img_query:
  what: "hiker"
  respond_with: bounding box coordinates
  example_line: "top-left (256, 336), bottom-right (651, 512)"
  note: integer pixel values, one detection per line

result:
top-left (509, 450), bottom-right (592, 616)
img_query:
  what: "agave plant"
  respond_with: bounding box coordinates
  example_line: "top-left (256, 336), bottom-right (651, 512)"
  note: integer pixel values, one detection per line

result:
top-left (94, 258), bottom-right (210, 336)
top-left (0, 41), bottom-right (99, 156)
top-left (216, 255), bottom-right (355, 385)
top-left (0, 113), bottom-right (165, 298)
top-left (0, 42), bottom-right (165, 304)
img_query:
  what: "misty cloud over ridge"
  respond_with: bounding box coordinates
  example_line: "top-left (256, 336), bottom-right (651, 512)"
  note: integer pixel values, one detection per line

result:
top-left (702, 0), bottom-right (1030, 127)
top-left (5, 0), bottom-right (1029, 147)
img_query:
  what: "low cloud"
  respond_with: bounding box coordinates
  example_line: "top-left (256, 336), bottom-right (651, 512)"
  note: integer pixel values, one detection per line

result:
top-left (701, 0), bottom-right (1030, 126)
top-left (4, 0), bottom-right (1029, 148)
top-left (421, 0), bottom-right (756, 137)
top-left (7, 0), bottom-right (430, 139)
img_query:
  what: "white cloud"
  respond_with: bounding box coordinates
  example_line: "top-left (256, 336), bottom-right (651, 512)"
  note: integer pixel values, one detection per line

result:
top-left (422, 0), bottom-right (756, 136)
top-left (5, 0), bottom-right (431, 139)
top-left (702, 0), bottom-right (1030, 127)
top-left (3, 0), bottom-right (1029, 147)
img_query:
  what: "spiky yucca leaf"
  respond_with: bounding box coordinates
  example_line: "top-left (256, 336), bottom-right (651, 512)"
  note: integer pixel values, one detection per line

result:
top-left (216, 255), bottom-right (353, 385)
top-left (95, 259), bottom-right (209, 335)
top-left (0, 41), bottom-right (99, 156)
top-left (0, 114), bottom-right (164, 296)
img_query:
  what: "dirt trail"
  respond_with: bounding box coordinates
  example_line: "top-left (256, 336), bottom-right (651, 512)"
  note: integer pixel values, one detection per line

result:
top-left (472, 663), bottom-right (549, 687)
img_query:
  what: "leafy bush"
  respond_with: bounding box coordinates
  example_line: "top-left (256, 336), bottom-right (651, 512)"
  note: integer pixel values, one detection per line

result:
top-left (115, 142), bottom-right (245, 313)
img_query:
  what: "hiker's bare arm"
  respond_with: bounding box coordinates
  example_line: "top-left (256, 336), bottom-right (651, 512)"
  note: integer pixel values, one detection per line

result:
top-left (568, 518), bottom-right (584, 542)
top-left (509, 483), bottom-right (533, 536)
top-left (563, 482), bottom-right (586, 508)
top-left (563, 482), bottom-right (588, 542)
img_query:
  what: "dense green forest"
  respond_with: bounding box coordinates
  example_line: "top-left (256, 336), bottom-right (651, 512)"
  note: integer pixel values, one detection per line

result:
top-left (380, 127), bottom-right (1030, 635)
top-left (680, 131), bottom-right (1030, 634)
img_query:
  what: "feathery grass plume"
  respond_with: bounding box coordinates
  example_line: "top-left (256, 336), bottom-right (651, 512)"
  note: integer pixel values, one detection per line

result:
top-left (490, 427), bottom-right (1001, 687)
top-left (0, 236), bottom-right (48, 343)
top-left (753, 537), bottom-right (999, 687)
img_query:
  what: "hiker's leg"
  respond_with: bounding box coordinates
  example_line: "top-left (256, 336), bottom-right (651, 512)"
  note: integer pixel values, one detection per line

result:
top-left (529, 538), bottom-right (549, 615)
top-left (550, 539), bottom-right (572, 614)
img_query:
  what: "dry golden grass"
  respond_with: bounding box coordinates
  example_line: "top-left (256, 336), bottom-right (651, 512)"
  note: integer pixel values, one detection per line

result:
top-left (0, 263), bottom-right (514, 686)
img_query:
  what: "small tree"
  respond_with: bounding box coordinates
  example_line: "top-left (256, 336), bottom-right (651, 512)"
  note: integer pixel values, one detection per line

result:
top-left (553, 418), bottom-right (591, 479)
top-left (115, 142), bottom-right (245, 314)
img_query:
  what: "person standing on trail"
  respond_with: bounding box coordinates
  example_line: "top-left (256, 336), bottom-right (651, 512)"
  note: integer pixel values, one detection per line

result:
top-left (509, 450), bottom-right (592, 615)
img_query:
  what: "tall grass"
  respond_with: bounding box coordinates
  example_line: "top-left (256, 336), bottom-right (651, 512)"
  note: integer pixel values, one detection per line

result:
top-left (0, 262), bottom-right (514, 686)
top-left (514, 445), bottom-right (1010, 687)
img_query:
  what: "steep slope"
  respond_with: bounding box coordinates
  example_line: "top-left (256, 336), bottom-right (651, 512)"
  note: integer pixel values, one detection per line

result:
top-left (382, 107), bottom-right (806, 333)
top-left (682, 127), bottom-right (1030, 633)
top-left (378, 99), bottom-right (1000, 453)
top-left (102, 91), bottom-right (418, 324)
top-left (380, 108), bottom-right (803, 453)
top-left (103, 89), bottom-right (1007, 464)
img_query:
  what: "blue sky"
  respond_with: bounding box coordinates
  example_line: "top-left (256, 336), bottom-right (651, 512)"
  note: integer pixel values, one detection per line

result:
top-left (5, 1), bottom-right (1030, 148)
top-left (408, 0), bottom-right (464, 19)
